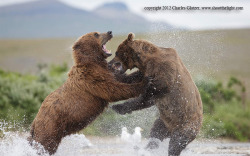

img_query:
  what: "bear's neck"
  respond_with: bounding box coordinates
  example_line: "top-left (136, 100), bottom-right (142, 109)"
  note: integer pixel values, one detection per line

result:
top-left (73, 50), bottom-right (106, 66)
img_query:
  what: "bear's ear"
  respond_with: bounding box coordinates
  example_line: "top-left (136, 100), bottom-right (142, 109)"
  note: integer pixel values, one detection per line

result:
top-left (127, 33), bottom-right (135, 42)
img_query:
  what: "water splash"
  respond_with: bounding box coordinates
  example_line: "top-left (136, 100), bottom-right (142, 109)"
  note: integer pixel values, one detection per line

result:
top-left (55, 134), bottom-right (93, 156)
top-left (0, 130), bottom-right (249, 156)
top-left (0, 121), bottom-right (93, 156)
top-left (145, 24), bottom-right (225, 80)
top-left (0, 132), bottom-right (39, 156)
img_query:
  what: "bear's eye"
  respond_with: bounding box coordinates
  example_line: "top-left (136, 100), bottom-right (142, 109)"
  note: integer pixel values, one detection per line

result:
top-left (94, 33), bottom-right (99, 38)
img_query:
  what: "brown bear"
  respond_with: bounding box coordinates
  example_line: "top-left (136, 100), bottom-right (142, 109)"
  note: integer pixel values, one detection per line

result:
top-left (28, 31), bottom-right (149, 155)
top-left (109, 33), bottom-right (203, 156)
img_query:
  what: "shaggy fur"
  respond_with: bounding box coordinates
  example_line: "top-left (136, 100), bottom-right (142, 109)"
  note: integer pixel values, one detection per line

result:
top-left (28, 32), bottom-right (148, 155)
top-left (109, 33), bottom-right (203, 156)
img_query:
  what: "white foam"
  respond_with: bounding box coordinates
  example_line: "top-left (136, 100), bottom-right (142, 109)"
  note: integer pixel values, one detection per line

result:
top-left (55, 134), bottom-right (93, 156)
top-left (0, 132), bottom-right (41, 156)
top-left (0, 132), bottom-right (93, 156)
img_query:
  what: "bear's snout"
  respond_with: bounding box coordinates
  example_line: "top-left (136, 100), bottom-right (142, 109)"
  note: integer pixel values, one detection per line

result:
top-left (107, 31), bottom-right (112, 35)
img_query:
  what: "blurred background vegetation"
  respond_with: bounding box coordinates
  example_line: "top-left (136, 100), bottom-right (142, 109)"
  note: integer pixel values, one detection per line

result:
top-left (0, 31), bottom-right (250, 141)
top-left (0, 62), bottom-right (249, 141)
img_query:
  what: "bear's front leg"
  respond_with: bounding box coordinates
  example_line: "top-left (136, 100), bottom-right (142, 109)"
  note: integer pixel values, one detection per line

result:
top-left (111, 95), bottom-right (155, 114)
top-left (112, 77), bottom-right (155, 114)
top-left (114, 71), bottom-right (144, 84)
top-left (111, 102), bottom-right (133, 115)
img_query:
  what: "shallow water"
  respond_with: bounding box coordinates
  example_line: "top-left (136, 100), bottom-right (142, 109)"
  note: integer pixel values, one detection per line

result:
top-left (0, 132), bottom-right (249, 156)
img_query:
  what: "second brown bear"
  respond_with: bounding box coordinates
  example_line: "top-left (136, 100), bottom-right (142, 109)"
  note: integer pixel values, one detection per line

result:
top-left (109, 33), bottom-right (203, 156)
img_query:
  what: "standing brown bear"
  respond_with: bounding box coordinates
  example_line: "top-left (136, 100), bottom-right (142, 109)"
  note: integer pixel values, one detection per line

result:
top-left (28, 31), bottom-right (149, 155)
top-left (109, 33), bottom-right (203, 156)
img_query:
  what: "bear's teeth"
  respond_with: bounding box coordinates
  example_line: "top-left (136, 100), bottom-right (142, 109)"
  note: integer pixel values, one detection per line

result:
top-left (102, 44), bottom-right (112, 54)
top-left (102, 44), bottom-right (106, 50)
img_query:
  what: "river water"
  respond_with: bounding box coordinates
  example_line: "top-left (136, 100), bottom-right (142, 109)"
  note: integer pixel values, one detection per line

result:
top-left (0, 132), bottom-right (249, 156)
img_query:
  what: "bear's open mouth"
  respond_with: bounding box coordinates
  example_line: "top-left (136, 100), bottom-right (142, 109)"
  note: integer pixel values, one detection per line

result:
top-left (102, 44), bottom-right (111, 55)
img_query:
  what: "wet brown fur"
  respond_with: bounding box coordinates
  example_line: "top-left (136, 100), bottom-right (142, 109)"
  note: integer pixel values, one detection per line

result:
top-left (28, 32), bottom-right (147, 155)
top-left (110, 33), bottom-right (203, 156)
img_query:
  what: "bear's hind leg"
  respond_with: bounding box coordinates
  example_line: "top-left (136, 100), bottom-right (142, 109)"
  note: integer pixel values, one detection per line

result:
top-left (37, 135), bottom-right (61, 155)
top-left (146, 118), bottom-right (170, 150)
top-left (168, 131), bottom-right (195, 156)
